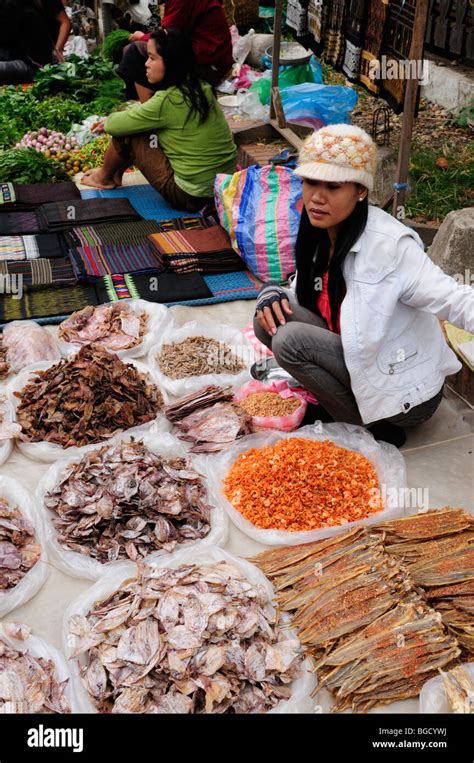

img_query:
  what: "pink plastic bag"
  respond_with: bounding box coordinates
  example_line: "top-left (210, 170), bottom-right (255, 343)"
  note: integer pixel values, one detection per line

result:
top-left (233, 380), bottom-right (307, 432)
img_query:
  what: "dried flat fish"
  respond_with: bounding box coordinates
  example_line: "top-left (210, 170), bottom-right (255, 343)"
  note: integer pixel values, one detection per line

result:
top-left (45, 440), bottom-right (212, 562)
top-left (174, 402), bottom-right (252, 453)
top-left (164, 385), bottom-right (234, 423)
top-left (0, 394), bottom-right (21, 441)
top-left (439, 665), bottom-right (474, 713)
top-left (15, 344), bottom-right (163, 448)
top-left (157, 336), bottom-right (245, 379)
top-left (59, 303), bottom-right (148, 352)
top-left (73, 561), bottom-right (303, 713)
top-left (0, 339), bottom-right (9, 380)
top-left (0, 498), bottom-right (41, 592)
top-left (0, 625), bottom-right (70, 713)
top-left (2, 321), bottom-right (60, 372)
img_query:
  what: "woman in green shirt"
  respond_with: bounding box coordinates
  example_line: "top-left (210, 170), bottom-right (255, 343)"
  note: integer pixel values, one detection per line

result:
top-left (81, 28), bottom-right (237, 212)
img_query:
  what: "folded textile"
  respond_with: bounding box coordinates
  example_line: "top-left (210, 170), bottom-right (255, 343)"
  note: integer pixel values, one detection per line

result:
top-left (67, 220), bottom-right (164, 248)
top-left (68, 241), bottom-right (164, 279)
top-left (94, 272), bottom-right (213, 304)
top-left (0, 283), bottom-right (98, 323)
top-left (0, 233), bottom-right (68, 261)
top-left (0, 182), bottom-right (81, 212)
top-left (0, 212), bottom-right (41, 235)
top-left (0, 257), bottom-right (75, 286)
top-left (148, 225), bottom-right (244, 275)
top-left (36, 198), bottom-right (141, 231)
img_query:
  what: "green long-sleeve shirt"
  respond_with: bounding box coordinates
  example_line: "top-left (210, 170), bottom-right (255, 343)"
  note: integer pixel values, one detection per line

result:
top-left (105, 83), bottom-right (237, 198)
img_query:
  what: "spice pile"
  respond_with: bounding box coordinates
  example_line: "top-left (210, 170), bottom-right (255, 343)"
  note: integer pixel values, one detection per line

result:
top-left (440, 666), bottom-right (474, 713)
top-left (224, 438), bottom-right (382, 531)
top-left (157, 336), bottom-right (245, 379)
top-left (239, 391), bottom-right (301, 417)
top-left (44, 441), bottom-right (212, 562)
top-left (252, 523), bottom-right (462, 712)
top-left (15, 344), bottom-right (163, 448)
top-left (70, 561), bottom-right (303, 713)
top-left (165, 385), bottom-right (252, 453)
top-left (0, 623), bottom-right (70, 713)
top-left (59, 303), bottom-right (148, 352)
top-left (0, 498), bottom-right (41, 592)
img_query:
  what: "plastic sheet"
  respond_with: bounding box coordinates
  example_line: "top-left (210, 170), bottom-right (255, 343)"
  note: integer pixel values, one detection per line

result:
top-left (197, 422), bottom-right (407, 546)
top-left (419, 664), bottom-right (474, 714)
top-left (63, 545), bottom-right (316, 713)
top-left (35, 432), bottom-right (228, 581)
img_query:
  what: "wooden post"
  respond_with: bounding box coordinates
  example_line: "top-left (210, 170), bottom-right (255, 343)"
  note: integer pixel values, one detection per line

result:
top-left (270, 0), bottom-right (284, 121)
top-left (392, 0), bottom-right (430, 219)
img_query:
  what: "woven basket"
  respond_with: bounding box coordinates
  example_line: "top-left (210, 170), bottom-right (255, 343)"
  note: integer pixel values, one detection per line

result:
top-left (234, 0), bottom-right (260, 32)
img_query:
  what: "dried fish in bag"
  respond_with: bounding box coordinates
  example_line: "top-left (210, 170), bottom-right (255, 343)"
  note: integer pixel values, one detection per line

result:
top-left (2, 320), bottom-right (60, 371)
top-left (64, 547), bottom-right (315, 714)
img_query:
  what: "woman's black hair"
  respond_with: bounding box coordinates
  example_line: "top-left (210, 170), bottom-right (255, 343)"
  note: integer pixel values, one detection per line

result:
top-left (295, 189), bottom-right (369, 329)
top-left (149, 28), bottom-right (211, 124)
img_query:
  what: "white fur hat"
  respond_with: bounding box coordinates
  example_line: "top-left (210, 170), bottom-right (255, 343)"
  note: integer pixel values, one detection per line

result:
top-left (293, 124), bottom-right (378, 191)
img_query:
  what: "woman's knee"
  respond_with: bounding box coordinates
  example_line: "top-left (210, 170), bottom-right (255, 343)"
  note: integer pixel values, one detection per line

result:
top-left (271, 323), bottom-right (305, 364)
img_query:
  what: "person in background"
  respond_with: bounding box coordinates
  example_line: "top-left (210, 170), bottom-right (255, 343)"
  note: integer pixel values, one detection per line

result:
top-left (118, 0), bottom-right (233, 101)
top-left (253, 124), bottom-right (474, 448)
top-left (22, 0), bottom-right (72, 65)
top-left (81, 29), bottom-right (237, 213)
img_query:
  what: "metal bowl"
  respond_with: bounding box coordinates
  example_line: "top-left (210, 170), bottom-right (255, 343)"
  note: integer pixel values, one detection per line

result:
top-left (265, 42), bottom-right (312, 66)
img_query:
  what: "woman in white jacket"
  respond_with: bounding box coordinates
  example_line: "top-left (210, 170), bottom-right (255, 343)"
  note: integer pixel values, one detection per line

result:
top-left (254, 124), bottom-right (474, 447)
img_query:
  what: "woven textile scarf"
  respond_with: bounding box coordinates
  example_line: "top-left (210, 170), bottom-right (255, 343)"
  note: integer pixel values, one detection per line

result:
top-left (0, 257), bottom-right (75, 286)
top-left (359, 0), bottom-right (390, 94)
top-left (342, 0), bottom-right (369, 81)
top-left (0, 283), bottom-right (98, 322)
top-left (322, 0), bottom-right (347, 68)
top-left (379, 0), bottom-right (417, 111)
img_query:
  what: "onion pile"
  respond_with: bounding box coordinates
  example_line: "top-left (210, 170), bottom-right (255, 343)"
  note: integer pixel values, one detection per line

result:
top-left (15, 129), bottom-right (79, 159)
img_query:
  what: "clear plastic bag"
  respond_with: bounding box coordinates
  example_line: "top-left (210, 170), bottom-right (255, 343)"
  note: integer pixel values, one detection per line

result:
top-left (419, 664), bottom-right (474, 714)
top-left (233, 379), bottom-right (307, 432)
top-left (196, 422), bottom-right (407, 546)
top-left (0, 395), bottom-right (16, 467)
top-left (2, 320), bottom-right (60, 372)
top-left (0, 476), bottom-right (49, 618)
top-left (35, 432), bottom-right (229, 581)
top-left (148, 320), bottom-right (254, 399)
top-left (7, 358), bottom-right (170, 463)
top-left (0, 623), bottom-right (80, 713)
top-left (62, 545), bottom-right (316, 714)
top-left (58, 299), bottom-right (174, 360)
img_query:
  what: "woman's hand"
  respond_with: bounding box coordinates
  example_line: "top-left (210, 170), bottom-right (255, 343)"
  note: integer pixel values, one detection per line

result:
top-left (53, 48), bottom-right (65, 63)
top-left (255, 295), bottom-right (293, 336)
top-left (129, 31), bottom-right (146, 42)
top-left (91, 119), bottom-right (106, 135)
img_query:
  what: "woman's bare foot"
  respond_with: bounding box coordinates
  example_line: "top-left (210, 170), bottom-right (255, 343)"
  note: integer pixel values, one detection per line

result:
top-left (81, 168), bottom-right (117, 190)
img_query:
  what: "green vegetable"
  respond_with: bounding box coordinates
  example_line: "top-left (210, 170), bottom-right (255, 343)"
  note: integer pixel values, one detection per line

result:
top-left (29, 97), bottom-right (88, 134)
top-left (0, 87), bottom-right (36, 148)
top-left (31, 51), bottom-right (125, 103)
top-left (103, 30), bottom-right (131, 63)
top-left (0, 148), bottom-right (69, 184)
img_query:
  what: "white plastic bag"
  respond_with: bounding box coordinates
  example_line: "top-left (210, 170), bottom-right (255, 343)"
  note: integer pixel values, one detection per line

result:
top-left (2, 320), bottom-right (60, 372)
top-left (0, 476), bottom-right (49, 618)
top-left (63, 545), bottom-right (316, 714)
top-left (148, 320), bottom-right (255, 398)
top-left (419, 664), bottom-right (474, 714)
top-left (231, 25), bottom-right (255, 66)
top-left (58, 299), bottom-right (174, 359)
top-left (35, 432), bottom-right (229, 581)
top-left (7, 357), bottom-right (170, 463)
top-left (0, 395), bottom-right (16, 466)
top-left (195, 422), bottom-right (407, 546)
top-left (0, 622), bottom-right (79, 713)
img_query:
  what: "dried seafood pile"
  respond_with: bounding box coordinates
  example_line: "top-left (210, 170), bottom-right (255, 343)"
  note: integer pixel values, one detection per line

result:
top-left (224, 439), bottom-right (382, 531)
top-left (165, 385), bottom-right (252, 453)
top-left (374, 508), bottom-right (474, 656)
top-left (239, 391), bottom-right (301, 417)
top-left (44, 440), bottom-right (212, 562)
top-left (15, 344), bottom-right (163, 448)
top-left (0, 339), bottom-right (9, 379)
top-left (0, 623), bottom-right (70, 713)
top-left (0, 498), bottom-right (41, 592)
top-left (70, 561), bottom-right (303, 713)
top-left (156, 336), bottom-right (245, 379)
top-left (2, 321), bottom-right (59, 372)
top-left (440, 665), bottom-right (474, 713)
top-left (59, 303), bottom-right (148, 351)
top-left (252, 522), bottom-right (462, 712)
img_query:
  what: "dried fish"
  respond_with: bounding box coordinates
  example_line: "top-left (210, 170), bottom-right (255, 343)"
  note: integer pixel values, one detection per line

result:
top-left (59, 303), bottom-right (148, 352)
top-left (15, 344), bottom-right (163, 448)
top-left (0, 394), bottom-right (21, 441)
top-left (157, 336), bottom-right (245, 379)
top-left (0, 498), bottom-right (41, 592)
top-left (73, 562), bottom-right (303, 713)
top-left (44, 440), bottom-right (212, 562)
top-left (164, 385), bottom-right (234, 423)
top-left (0, 626), bottom-right (70, 713)
top-left (439, 665), bottom-right (474, 713)
top-left (174, 402), bottom-right (252, 453)
top-left (2, 321), bottom-right (60, 372)
top-left (0, 339), bottom-right (9, 380)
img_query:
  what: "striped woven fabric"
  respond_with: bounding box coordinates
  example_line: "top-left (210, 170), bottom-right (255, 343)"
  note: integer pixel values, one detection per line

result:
top-left (67, 220), bottom-right (164, 248)
top-left (0, 257), bottom-right (75, 286)
top-left (68, 241), bottom-right (164, 279)
top-left (0, 236), bottom-right (38, 261)
top-left (0, 283), bottom-right (98, 323)
top-left (37, 198), bottom-right (141, 231)
top-left (0, 212), bottom-right (41, 235)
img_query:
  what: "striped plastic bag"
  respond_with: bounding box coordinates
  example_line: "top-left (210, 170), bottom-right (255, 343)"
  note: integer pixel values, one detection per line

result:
top-left (215, 165), bottom-right (303, 285)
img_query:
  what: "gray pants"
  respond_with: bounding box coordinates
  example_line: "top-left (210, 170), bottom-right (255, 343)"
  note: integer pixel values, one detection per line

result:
top-left (253, 304), bottom-right (443, 427)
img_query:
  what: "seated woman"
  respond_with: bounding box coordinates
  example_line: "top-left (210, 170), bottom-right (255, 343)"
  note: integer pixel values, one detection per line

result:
top-left (254, 124), bottom-right (474, 448)
top-left (81, 29), bottom-right (237, 213)
top-left (119, 0), bottom-right (233, 100)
